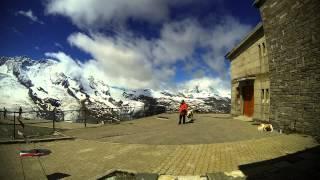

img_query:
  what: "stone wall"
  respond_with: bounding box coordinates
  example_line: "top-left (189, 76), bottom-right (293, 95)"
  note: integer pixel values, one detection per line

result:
top-left (253, 74), bottom-right (270, 121)
top-left (229, 28), bottom-right (270, 120)
top-left (230, 29), bottom-right (268, 80)
top-left (257, 0), bottom-right (320, 136)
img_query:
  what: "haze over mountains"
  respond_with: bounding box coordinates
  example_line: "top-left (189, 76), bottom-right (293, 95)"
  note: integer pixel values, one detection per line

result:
top-left (0, 56), bottom-right (230, 121)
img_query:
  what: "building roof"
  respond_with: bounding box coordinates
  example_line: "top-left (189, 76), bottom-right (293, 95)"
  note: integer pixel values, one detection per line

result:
top-left (225, 22), bottom-right (263, 60)
top-left (253, 0), bottom-right (266, 8)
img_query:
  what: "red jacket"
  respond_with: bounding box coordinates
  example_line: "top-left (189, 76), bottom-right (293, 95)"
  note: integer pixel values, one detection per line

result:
top-left (179, 103), bottom-right (188, 113)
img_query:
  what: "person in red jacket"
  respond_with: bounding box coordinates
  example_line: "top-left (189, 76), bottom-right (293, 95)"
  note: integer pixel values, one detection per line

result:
top-left (179, 100), bottom-right (188, 124)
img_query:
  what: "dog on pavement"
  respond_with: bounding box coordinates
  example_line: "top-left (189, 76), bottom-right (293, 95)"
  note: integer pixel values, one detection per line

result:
top-left (258, 123), bottom-right (273, 132)
top-left (186, 110), bottom-right (194, 123)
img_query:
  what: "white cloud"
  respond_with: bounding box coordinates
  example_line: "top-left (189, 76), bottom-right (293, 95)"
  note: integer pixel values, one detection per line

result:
top-left (45, 52), bottom-right (82, 79)
top-left (202, 17), bottom-right (251, 78)
top-left (152, 19), bottom-right (204, 65)
top-left (45, 16), bottom-right (250, 91)
top-left (46, 0), bottom-right (165, 28)
top-left (67, 32), bottom-right (156, 88)
top-left (45, 0), bottom-right (195, 29)
top-left (16, 10), bottom-right (44, 24)
top-left (54, 42), bottom-right (63, 49)
top-left (11, 27), bottom-right (23, 36)
top-left (44, 0), bottom-right (251, 90)
top-left (44, 51), bottom-right (171, 90)
top-left (45, 52), bottom-right (109, 92)
top-left (152, 16), bottom-right (251, 79)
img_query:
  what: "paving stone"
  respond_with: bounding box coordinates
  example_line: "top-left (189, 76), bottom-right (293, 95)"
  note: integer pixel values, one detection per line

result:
top-left (207, 172), bottom-right (245, 180)
top-left (158, 175), bottom-right (177, 180)
top-left (0, 114), bottom-right (318, 179)
top-left (135, 173), bottom-right (159, 180)
top-left (158, 175), bottom-right (207, 180)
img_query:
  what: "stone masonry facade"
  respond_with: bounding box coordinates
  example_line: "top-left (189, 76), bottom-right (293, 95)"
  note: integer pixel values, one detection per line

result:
top-left (255, 0), bottom-right (320, 137)
top-left (227, 24), bottom-right (270, 121)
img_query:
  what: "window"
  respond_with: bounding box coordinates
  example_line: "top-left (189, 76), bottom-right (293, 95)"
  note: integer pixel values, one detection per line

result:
top-left (261, 89), bottom-right (265, 103)
top-left (266, 89), bottom-right (269, 103)
top-left (258, 44), bottom-right (261, 59)
top-left (262, 42), bottom-right (266, 55)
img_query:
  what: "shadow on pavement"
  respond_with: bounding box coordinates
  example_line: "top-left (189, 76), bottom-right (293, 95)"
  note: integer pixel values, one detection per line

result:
top-left (239, 145), bottom-right (320, 180)
top-left (97, 170), bottom-right (135, 180)
top-left (47, 172), bottom-right (71, 180)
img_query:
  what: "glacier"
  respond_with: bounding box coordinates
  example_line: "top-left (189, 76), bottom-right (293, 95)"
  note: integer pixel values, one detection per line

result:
top-left (0, 56), bottom-right (230, 122)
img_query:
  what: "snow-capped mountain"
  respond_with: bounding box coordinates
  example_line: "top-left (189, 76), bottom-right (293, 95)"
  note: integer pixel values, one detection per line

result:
top-left (0, 56), bottom-right (230, 121)
top-left (120, 87), bottom-right (230, 113)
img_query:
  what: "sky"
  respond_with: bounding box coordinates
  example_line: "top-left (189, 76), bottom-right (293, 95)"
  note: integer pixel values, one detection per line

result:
top-left (0, 0), bottom-right (261, 95)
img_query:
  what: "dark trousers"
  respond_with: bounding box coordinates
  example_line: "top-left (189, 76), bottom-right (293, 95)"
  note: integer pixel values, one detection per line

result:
top-left (179, 114), bottom-right (186, 124)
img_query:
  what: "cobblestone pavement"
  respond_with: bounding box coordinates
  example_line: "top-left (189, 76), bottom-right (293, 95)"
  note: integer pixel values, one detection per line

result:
top-left (63, 113), bottom-right (279, 145)
top-left (0, 114), bottom-right (318, 179)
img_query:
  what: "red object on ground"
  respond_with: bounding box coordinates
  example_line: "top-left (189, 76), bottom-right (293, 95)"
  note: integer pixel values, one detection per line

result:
top-left (19, 149), bottom-right (46, 157)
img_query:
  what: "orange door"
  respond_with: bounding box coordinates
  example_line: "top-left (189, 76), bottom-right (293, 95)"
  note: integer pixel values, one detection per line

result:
top-left (243, 85), bottom-right (254, 117)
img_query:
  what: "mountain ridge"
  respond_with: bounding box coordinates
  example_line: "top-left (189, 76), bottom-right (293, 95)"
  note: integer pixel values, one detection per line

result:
top-left (0, 56), bottom-right (230, 121)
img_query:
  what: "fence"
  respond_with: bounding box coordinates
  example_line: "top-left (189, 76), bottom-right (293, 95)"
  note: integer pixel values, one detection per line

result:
top-left (0, 105), bottom-right (166, 140)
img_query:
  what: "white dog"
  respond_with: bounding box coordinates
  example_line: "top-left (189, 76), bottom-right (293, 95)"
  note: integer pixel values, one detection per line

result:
top-left (187, 110), bottom-right (194, 123)
top-left (258, 123), bottom-right (273, 132)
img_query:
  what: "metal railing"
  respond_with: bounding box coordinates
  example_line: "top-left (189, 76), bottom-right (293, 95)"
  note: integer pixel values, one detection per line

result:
top-left (0, 105), bottom-right (167, 140)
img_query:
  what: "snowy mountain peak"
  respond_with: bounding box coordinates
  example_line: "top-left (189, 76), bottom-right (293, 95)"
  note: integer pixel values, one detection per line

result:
top-left (0, 56), bottom-right (230, 121)
top-left (180, 84), bottom-right (222, 99)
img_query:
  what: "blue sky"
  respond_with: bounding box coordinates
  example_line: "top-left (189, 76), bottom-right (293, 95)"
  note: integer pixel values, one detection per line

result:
top-left (1, 0), bottom-right (261, 93)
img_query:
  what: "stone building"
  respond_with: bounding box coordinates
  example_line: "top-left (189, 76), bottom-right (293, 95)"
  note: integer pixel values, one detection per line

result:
top-left (253, 0), bottom-right (320, 137)
top-left (228, 0), bottom-right (319, 137)
top-left (226, 23), bottom-right (270, 121)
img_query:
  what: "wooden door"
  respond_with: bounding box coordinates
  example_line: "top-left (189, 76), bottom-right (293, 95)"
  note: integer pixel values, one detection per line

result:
top-left (243, 85), bottom-right (254, 117)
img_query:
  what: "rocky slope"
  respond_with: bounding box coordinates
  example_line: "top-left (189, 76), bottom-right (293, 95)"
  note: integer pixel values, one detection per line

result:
top-left (0, 56), bottom-right (230, 121)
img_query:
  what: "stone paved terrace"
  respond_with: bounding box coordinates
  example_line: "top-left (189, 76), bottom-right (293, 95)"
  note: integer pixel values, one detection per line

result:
top-left (0, 113), bottom-right (318, 179)
top-left (62, 114), bottom-right (279, 144)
